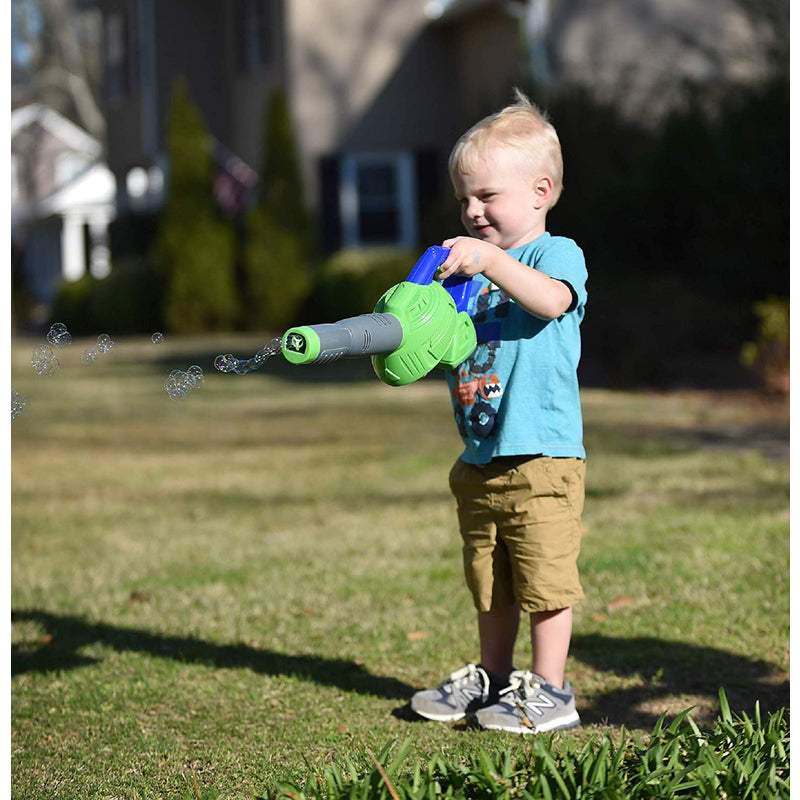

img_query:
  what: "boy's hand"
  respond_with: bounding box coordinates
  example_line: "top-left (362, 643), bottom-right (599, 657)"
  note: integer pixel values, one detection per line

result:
top-left (437, 236), bottom-right (573, 321)
top-left (436, 237), bottom-right (500, 280)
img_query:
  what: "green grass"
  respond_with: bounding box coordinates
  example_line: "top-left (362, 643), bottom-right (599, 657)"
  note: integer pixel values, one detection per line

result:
top-left (11, 333), bottom-right (789, 799)
top-left (271, 695), bottom-right (789, 799)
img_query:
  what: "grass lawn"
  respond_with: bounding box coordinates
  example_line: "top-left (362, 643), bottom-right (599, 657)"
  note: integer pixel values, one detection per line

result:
top-left (10, 332), bottom-right (789, 799)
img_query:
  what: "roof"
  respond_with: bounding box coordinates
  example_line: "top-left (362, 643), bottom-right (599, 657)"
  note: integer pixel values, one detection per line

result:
top-left (11, 103), bottom-right (102, 158)
top-left (425, 0), bottom-right (503, 21)
top-left (11, 103), bottom-right (115, 227)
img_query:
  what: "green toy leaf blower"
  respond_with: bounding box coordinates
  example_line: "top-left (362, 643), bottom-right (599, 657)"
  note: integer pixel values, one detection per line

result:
top-left (281, 246), bottom-right (479, 386)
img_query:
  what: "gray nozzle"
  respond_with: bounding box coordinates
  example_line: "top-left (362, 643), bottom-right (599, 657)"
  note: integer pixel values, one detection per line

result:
top-left (282, 313), bottom-right (403, 365)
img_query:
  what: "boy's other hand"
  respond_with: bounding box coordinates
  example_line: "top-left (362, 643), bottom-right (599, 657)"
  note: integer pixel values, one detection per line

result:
top-left (437, 237), bottom-right (500, 280)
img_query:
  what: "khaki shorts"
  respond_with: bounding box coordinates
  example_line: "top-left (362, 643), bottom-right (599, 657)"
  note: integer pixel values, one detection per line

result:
top-left (449, 455), bottom-right (586, 613)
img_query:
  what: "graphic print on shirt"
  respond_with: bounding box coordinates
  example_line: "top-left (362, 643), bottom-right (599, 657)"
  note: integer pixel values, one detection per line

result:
top-left (450, 286), bottom-right (509, 439)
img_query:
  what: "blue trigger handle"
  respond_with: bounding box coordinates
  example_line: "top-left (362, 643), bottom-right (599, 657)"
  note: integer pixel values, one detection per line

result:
top-left (404, 246), bottom-right (478, 313)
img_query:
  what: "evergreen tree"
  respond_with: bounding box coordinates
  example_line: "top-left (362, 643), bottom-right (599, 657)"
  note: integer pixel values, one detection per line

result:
top-left (242, 86), bottom-right (311, 330)
top-left (152, 76), bottom-right (238, 332)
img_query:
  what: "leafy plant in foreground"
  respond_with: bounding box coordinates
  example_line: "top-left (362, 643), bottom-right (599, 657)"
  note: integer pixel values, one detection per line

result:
top-left (267, 690), bottom-right (789, 799)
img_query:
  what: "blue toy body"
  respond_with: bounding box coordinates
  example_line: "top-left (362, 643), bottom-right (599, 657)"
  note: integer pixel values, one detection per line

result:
top-left (404, 246), bottom-right (480, 313)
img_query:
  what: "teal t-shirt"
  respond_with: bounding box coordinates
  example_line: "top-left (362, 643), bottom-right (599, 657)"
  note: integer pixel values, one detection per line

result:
top-left (445, 232), bottom-right (588, 464)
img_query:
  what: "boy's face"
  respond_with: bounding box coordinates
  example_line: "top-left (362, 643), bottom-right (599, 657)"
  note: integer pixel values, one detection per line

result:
top-left (452, 144), bottom-right (548, 250)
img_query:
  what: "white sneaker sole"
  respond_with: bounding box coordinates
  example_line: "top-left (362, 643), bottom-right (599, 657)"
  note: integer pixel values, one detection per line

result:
top-left (478, 710), bottom-right (581, 734)
top-left (410, 707), bottom-right (467, 722)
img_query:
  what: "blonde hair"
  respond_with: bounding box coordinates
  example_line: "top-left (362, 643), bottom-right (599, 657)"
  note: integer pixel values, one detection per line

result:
top-left (448, 89), bottom-right (564, 207)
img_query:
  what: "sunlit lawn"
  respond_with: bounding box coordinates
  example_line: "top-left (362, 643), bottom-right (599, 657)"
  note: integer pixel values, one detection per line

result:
top-left (11, 332), bottom-right (789, 799)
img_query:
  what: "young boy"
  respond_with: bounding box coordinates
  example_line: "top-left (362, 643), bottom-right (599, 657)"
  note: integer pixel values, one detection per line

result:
top-left (410, 90), bottom-right (587, 734)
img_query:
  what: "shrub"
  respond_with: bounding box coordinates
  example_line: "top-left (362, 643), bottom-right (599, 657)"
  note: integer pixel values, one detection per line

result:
top-left (242, 86), bottom-right (312, 331)
top-left (741, 297), bottom-right (790, 394)
top-left (299, 248), bottom-right (417, 324)
top-left (152, 76), bottom-right (238, 333)
top-left (50, 273), bottom-right (98, 335)
top-left (88, 255), bottom-right (165, 334)
top-left (50, 256), bottom-right (165, 336)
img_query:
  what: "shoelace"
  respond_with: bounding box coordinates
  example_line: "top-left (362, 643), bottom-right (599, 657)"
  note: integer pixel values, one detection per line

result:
top-left (500, 671), bottom-right (558, 720)
top-left (441, 663), bottom-right (489, 700)
top-left (499, 670), bottom-right (537, 698)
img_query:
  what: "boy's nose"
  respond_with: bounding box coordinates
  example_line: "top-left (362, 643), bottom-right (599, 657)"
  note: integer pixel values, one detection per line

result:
top-left (464, 198), bottom-right (483, 217)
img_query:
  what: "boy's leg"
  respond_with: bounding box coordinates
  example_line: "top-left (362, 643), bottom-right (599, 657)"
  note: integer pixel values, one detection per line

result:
top-left (478, 603), bottom-right (519, 683)
top-left (530, 606), bottom-right (572, 689)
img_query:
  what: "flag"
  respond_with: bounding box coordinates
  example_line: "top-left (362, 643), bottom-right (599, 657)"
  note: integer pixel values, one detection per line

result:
top-left (209, 138), bottom-right (259, 218)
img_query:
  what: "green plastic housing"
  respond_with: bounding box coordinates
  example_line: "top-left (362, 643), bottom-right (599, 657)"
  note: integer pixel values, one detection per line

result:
top-left (370, 280), bottom-right (477, 387)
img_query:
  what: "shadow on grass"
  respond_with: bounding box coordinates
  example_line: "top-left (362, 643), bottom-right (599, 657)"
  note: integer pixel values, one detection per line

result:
top-left (12, 610), bottom-right (788, 729)
top-left (570, 633), bottom-right (788, 728)
top-left (392, 633), bottom-right (788, 729)
top-left (11, 608), bottom-right (414, 700)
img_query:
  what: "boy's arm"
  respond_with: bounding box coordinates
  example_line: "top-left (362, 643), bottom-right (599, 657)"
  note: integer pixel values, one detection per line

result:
top-left (437, 237), bottom-right (573, 320)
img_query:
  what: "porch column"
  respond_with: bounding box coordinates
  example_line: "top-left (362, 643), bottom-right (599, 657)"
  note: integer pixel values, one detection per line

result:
top-left (88, 213), bottom-right (112, 279)
top-left (61, 212), bottom-right (86, 281)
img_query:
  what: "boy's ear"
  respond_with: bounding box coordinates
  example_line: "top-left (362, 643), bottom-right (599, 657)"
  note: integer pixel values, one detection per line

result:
top-left (532, 176), bottom-right (553, 208)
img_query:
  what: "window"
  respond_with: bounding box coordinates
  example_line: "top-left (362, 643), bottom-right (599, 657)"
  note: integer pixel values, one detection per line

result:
top-left (339, 153), bottom-right (418, 248)
top-left (236, 0), bottom-right (273, 72)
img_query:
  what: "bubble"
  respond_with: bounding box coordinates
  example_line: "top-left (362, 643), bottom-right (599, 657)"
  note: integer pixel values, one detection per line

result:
top-left (186, 365), bottom-right (204, 388)
top-left (263, 337), bottom-right (283, 357)
top-left (11, 390), bottom-right (27, 420)
top-left (96, 333), bottom-right (115, 353)
top-left (213, 337), bottom-right (283, 375)
top-left (31, 344), bottom-right (60, 376)
top-left (214, 354), bottom-right (237, 373)
top-left (164, 370), bottom-right (188, 399)
top-left (164, 364), bottom-right (207, 400)
top-left (82, 346), bottom-right (100, 364)
top-left (151, 332), bottom-right (165, 344)
top-left (47, 322), bottom-right (72, 348)
top-left (164, 369), bottom-right (193, 400)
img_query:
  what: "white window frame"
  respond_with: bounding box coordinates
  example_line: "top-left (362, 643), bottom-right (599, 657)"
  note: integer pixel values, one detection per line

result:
top-left (236, 0), bottom-right (276, 73)
top-left (11, 155), bottom-right (19, 205)
top-left (339, 152), bottom-right (418, 248)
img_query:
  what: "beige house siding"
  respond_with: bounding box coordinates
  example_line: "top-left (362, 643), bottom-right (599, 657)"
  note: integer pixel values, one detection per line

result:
top-left (287, 0), bottom-right (434, 199)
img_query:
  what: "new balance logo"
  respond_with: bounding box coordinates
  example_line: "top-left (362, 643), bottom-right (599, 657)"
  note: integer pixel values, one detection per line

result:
top-left (523, 694), bottom-right (557, 716)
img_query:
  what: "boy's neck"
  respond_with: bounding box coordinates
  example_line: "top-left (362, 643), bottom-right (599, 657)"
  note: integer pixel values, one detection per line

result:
top-left (504, 226), bottom-right (548, 251)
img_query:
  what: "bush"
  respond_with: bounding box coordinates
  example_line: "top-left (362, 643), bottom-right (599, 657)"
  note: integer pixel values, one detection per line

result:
top-left (544, 74), bottom-right (788, 387)
top-left (299, 248), bottom-right (417, 324)
top-left (578, 272), bottom-right (753, 388)
top-left (242, 209), bottom-right (312, 331)
top-left (242, 86), bottom-right (312, 331)
top-left (152, 76), bottom-right (238, 333)
top-left (50, 273), bottom-right (98, 335)
top-left (50, 256), bottom-right (166, 336)
top-left (741, 297), bottom-right (789, 394)
top-left (88, 256), bottom-right (165, 334)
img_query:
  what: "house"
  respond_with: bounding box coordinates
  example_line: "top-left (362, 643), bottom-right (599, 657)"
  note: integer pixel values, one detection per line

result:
top-left (87, 0), bottom-right (525, 255)
top-left (87, 0), bottom-right (778, 255)
top-left (11, 103), bottom-right (117, 312)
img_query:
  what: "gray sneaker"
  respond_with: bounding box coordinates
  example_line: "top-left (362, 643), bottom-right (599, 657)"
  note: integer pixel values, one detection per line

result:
top-left (472, 670), bottom-right (581, 734)
top-left (410, 663), bottom-right (499, 721)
